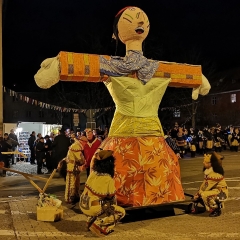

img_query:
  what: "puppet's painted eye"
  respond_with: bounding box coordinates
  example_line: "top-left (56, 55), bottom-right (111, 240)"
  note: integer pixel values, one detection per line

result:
top-left (128, 7), bottom-right (136, 11)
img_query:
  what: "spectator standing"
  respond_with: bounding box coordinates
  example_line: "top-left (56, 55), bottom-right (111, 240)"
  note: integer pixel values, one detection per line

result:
top-left (176, 127), bottom-right (187, 158)
top-left (51, 128), bottom-right (71, 169)
top-left (70, 133), bottom-right (76, 145)
top-left (230, 128), bottom-right (240, 152)
top-left (163, 129), bottom-right (180, 158)
top-left (8, 129), bottom-right (19, 165)
top-left (0, 133), bottom-right (12, 176)
top-left (28, 131), bottom-right (36, 164)
top-left (35, 137), bottom-right (46, 174)
top-left (44, 135), bottom-right (53, 173)
top-left (83, 128), bottom-right (101, 177)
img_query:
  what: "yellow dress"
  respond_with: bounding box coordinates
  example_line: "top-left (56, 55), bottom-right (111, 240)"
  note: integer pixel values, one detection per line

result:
top-left (98, 76), bottom-right (185, 207)
top-left (198, 167), bottom-right (228, 211)
top-left (65, 139), bottom-right (85, 203)
top-left (80, 171), bottom-right (125, 236)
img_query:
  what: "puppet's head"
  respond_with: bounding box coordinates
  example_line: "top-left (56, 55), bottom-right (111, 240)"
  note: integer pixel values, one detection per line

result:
top-left (113, 6), bottom-right (150, 51)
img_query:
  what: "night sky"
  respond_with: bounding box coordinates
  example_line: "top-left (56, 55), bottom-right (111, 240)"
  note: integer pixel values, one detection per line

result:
top-left (3, 0), bottom-right (240, 92)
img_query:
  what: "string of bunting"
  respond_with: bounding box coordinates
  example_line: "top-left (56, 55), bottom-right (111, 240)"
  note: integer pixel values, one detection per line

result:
top-left (160, 101), bottom-right (199, 111)
top-left (3, 86), bottom-right (116, 113)
top-left (3, 86), bottom-right (198, 113)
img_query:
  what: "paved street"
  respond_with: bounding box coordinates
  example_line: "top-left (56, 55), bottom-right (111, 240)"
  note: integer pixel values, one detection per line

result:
top-left (0, 151), bottom-right (239, 240)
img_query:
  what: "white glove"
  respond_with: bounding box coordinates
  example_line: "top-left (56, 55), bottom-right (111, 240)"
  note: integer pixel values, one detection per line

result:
top-left (192, 74), bottom-right (211, 100)
top-left (34, 56), bottom-right (60, 89)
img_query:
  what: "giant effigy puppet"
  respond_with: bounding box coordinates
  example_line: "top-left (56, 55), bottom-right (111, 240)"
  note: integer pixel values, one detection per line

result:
top-left (35, 6), bottom-right (211, 207)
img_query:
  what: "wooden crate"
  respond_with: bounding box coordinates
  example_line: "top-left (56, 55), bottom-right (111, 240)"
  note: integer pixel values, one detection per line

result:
top-left (37, 206), bottom-right (63, 222)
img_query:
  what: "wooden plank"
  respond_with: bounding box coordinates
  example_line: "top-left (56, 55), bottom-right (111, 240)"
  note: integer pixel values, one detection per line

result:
top-left (24, 176), bottom-right (44, 193)
top-left (0, 167), bottom-right (48, 181)
top-left (42, 169), bottom-right (57, 193)
top-left (1, 151), bottom-right (28, 158)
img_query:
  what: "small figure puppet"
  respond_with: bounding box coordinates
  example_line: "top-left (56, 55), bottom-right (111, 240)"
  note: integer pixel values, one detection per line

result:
top-left (58, 136), bottom-right (87, 204)
top-left (193, 152), bottom-right (228, 217)
top-left (35, 6), bottom-right (211, 207)
top-left (79, 150), bottom-right (125, 237)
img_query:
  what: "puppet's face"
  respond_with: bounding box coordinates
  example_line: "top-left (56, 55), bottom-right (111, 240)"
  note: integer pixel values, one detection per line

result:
top-left (118, 7), bottom-right (150, 44)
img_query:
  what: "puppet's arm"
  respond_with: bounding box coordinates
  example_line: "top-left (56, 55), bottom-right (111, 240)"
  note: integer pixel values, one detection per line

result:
top-left (34, 57), bottom-right (60, 89)
top-left (34, 52), bottom-right (210, 100)
top-left (192, 74), bottom-right (211, 100)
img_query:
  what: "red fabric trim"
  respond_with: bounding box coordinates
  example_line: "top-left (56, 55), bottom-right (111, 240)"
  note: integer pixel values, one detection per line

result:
top-left (69, 149), bottom-right (82, 152)
top-left (85, 185), bottom-right (115, 198)
top-left (115, 6), bottom-right (134, 17)
top-left (92, 223), bottom-right (108, 235)
top-left (206, 177), bottom-right (224, 181)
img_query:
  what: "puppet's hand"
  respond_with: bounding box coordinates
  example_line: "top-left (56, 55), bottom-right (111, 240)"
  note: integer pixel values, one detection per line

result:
top-left (34, 56), bottom-right (60, 89)
top-left (192, 74), bottom-right (211, 100)
top-left (193, 193), bottom-right (200, 200)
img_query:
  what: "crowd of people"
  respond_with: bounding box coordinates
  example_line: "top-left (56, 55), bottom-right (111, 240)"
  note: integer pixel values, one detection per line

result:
top-left (26, 126), bottom-right (109, 175)
top-left (0, 130), bottom-right (19, 177)
top-left (164, 122), bottom-right (240, 159)
top-left (0, 126), bottom-right (109, 176)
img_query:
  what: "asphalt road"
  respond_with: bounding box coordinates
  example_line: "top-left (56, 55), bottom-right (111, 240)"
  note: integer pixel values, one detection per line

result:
top-left (0, 151), bottom-right (239, 240)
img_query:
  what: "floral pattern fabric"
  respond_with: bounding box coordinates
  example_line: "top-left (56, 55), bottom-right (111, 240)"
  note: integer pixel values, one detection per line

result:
top-left (100, 136), bottom-right (185, 207)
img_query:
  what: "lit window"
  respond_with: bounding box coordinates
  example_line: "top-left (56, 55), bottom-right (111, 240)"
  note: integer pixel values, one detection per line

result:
top-left (231, 94), bottom-right (236, 103)
top-left (211, 96), bottom-right (217, 105)
top-left (173, 109), bottom-right (180, 118)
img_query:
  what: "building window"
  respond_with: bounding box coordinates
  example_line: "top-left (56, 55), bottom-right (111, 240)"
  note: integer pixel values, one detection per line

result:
top-left (26, 111), bottom-right (31, 117)
top-left (173, 109), bottom-right (180, 118)
top-left (231, 94), bottom-right (236, 103)
top-left (211, 96), bottom-right (217, 105)
top-left (39, 111), bottom-right (44, 118)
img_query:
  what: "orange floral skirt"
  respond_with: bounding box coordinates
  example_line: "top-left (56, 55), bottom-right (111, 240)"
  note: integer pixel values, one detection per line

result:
top-left (100, 136), bottom-right (185, 207)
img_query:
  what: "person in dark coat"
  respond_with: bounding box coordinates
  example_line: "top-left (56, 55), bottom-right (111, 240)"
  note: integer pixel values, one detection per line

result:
top-left (51, 129), bottom-right (71, 169)
top-left (8, 129), bottom-right (19, 165)
top-left (28, 131), bottom-right (36, 164)
top-left (0, 133), bottom-right (12, 176)
top-left (44, 135), bottom-right (53, 173)
top-left (36, 137), bottom-right (46, 174)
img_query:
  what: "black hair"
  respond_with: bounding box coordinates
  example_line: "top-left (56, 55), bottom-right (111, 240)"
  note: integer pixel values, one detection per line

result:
top-left (92, 156), bottom-right (116, 178)
top-left (203, 152), bottom-right (224, 176)
top-left (211, 153), bottom-right (224, 175)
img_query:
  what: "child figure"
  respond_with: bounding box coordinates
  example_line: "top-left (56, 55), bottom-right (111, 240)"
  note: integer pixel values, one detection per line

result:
top-left (58, 136), bottom-right (87, 204)
top-left (193, 152), bottom-right (228, 217)
top-left (79, 150), bottom-right (125, 237)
